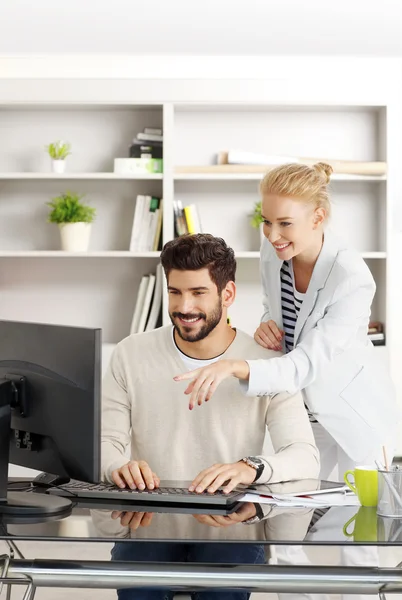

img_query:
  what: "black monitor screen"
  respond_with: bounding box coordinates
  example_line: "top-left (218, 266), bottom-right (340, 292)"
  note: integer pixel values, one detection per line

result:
top-left (0, 320), bottom-right (101, 483)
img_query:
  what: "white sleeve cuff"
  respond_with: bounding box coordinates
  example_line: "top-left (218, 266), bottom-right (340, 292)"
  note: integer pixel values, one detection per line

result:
top-left (239, 360), bottom-right (272, 397)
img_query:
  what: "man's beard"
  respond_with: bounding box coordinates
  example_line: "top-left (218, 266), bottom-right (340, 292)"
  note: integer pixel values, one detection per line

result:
top-left (170, 300), bottom-right (223, 343)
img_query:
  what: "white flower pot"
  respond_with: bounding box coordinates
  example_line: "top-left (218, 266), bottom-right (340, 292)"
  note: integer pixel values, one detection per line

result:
top-left (59, 222), bottom-right (92, 252)
top-left (52, 160), bottom-right (66, 174)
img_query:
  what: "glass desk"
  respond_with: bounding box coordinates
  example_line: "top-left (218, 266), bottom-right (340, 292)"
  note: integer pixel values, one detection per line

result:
top-left (1, 480), bottom-right (402, 598)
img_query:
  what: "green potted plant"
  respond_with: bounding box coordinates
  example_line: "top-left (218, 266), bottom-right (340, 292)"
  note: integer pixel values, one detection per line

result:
top-left (45, 140), bottom-right (71, 174)
top-left (250, 200), bottom-right (265, 245)
top-left (47, 191), bottom-right (96, 252)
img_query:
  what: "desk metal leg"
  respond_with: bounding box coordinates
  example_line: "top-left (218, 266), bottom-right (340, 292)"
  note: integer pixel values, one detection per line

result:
top-left (2, 559), bottom-right (402, 595)
top-left (0, 577), bottom-right (36, 600)
top-left (0, 553), bottom-right (36, 600)
top-left (0, 553), bottom-right (10, 597)
top-left (377, 558), bottom-right (402, 600)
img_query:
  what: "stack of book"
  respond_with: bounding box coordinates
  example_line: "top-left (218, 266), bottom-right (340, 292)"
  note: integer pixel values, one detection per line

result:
top-left (130, 264), bottom-right (163, 335)
top-left (129, 195), bottom-right (163, 252)
top-left (173, 200), bottom-right (202, 237)
top-left (114, 127), bottom-right (163, 175)
top-left (130, 128), bottom-right (163, 161)
top-left (368, 321), bottom-right (385, 346)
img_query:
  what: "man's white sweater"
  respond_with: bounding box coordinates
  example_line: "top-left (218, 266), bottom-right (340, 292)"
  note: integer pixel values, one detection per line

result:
top-left (101, 326), bottom-right (319, 484)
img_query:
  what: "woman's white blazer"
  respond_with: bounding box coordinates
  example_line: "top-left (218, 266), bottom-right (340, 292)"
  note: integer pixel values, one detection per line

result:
top-left (245, 231), bottom-right (400, 462)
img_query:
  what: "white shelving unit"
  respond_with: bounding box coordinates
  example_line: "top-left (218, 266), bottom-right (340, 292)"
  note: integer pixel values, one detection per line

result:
top-left (0, 251), bottom-right (161, 258)
top-left (0, 173), bottom-right (163, 180)
top-left (1, 71), bottom-right (402, 461)
top-left (174, 173), bottom-right (386, 182)
top-left (0, 98), bottom-right (393, 367)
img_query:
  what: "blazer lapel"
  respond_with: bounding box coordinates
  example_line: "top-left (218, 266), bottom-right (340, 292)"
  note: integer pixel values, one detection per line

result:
top-left (261, 238), bottom-right (284, 328)
top-left (293, 230), bottom-right (340, 346)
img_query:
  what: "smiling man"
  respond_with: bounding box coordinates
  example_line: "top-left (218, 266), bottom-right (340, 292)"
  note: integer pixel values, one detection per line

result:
top-left (101, 233), bottom-right (319, 496)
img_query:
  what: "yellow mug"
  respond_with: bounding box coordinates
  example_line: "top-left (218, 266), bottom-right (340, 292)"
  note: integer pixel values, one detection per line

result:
top-left (343, 506), bottom-right (378, 541)
top-left (344, 466), bottom-right (378, 507)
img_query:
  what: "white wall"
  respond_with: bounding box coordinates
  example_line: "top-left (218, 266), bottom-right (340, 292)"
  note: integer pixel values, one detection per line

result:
top-left (0, 0), bottom-right (402, 55)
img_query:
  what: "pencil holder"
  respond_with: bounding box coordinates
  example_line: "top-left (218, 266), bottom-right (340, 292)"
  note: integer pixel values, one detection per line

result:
top-left (377, 468), bottom-right (402, 518)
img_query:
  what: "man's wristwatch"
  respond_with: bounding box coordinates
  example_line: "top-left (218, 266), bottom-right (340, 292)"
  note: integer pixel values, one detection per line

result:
top-left (241, 456), bottom-right (265, 482)
top-left (243, 503), bottom-right (265, 524)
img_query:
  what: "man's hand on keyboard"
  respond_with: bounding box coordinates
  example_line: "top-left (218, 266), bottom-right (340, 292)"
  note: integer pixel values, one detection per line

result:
top-left (111, 510), bottom-right (154, 531)
top-left (189, 461), bottom-right (256, 495)
top-left (112, 460), bottom-right (160, 491)
top-left (193, 503), bottom-right (257, 528)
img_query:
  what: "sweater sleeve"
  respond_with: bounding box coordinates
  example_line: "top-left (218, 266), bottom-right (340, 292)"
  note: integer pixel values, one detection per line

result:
top-left (255, 390), bottom-right (320, 484)
top-left (101, 345), bottom-right (132, 483)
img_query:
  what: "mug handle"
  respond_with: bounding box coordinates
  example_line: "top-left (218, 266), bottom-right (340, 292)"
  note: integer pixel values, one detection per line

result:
top-left (342, 513), bottom-right (357, 538)
top-left (344, 470), bottom-right (357, 494)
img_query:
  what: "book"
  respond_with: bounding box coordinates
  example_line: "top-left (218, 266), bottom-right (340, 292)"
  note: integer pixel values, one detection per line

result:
top-left (129, 195), bottom-right (163, 252)
top-left (218, 150), bottom-right (299, 166)
top-left (368, 321), bottom-right (384, 334)
top-left (213, 154), bottom-right (386, 176)
top-left (114, 157), bottom-right (163, 174)
top-left (130, 139), bottom-right (163, 159)
top-left (137, 132), bottom-right (163, 143)
top-left (173, 200), bottom-right (188, 236)
top-left (130, 275), bottom-right (149, 334)
top-left (183, 204), bottom-right (202, 235)
top-left (129, 195), bottom-right (145, 252)
top-left (136, 195), bottom-right (152, 252)
top-left (137, 273), bottom-right (156, 333)
top-left (145, 264), bottom-right (164, 332)
top-left (144, 127), bottom-right (162, 135)
top-left (369, 332), bottom-right (385, 346)
top-left (153, 199), bottom-right (163, 251)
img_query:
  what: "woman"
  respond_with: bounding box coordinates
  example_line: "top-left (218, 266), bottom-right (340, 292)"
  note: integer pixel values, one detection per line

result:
top-left (175, 162), bottom-right (399, 477)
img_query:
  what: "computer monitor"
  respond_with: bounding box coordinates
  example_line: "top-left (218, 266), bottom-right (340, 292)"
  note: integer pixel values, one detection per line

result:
top-left (0, 320), bottom-right (101, 516)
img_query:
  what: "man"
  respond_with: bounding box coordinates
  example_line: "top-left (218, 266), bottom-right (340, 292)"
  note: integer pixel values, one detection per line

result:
top-left (101, 233), bottom-right (319, 600)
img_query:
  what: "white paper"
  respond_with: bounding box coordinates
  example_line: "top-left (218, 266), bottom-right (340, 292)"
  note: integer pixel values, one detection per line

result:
top-left (239, 492), bottom-right (360, 508)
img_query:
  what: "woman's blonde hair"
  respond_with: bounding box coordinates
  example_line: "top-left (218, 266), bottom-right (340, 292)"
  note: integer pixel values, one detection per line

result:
top-left (259, 162), bottom-right (333, 219)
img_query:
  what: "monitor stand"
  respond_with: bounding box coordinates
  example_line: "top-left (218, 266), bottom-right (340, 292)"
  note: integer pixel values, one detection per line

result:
top-left (0, 379), bottom-right (72, 517)
top-left (1, 491), bottom-right (71, 516)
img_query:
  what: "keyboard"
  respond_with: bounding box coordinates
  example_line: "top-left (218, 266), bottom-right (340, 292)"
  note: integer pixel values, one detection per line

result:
top-left (48, 479), bottom-right (245, 507)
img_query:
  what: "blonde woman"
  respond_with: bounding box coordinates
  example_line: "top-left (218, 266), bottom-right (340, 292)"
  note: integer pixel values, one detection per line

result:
top-left (175, 162), bottom-right (399, 479)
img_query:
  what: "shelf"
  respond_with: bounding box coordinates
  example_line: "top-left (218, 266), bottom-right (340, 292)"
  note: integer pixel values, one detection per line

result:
top-left (174, 173), bottom-right (386, 182)
top-left (0, 250), bottom-right (381, 259)
top-left (235, 252), bottom-right (261, 258)
top-left (361, 252), bottom-right (387, 259)
top-left (0, 173), bottom-right (163, 180)
top-left (235, 251), bottom-right (387, 259)
top-left (0, 251), bottom-right (161, 258)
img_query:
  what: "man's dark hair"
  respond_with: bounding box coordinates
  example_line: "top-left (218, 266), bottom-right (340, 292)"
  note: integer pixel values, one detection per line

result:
top-left (160, 234), bottom-right (236, 293)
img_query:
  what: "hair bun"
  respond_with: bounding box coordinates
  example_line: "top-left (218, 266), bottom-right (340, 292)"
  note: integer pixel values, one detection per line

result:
top-left (313, 162), bottom-right (333, 184)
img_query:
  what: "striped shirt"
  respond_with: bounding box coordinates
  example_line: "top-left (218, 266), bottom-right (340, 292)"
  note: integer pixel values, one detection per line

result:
top-left (280, 260), bottom-right (316, 423)
top-left (280, 260), bottom-right (305, 353)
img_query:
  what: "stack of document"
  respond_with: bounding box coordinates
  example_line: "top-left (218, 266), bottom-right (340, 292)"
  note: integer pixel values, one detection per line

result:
top-left (239, 483), bottom-right (360, 508)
